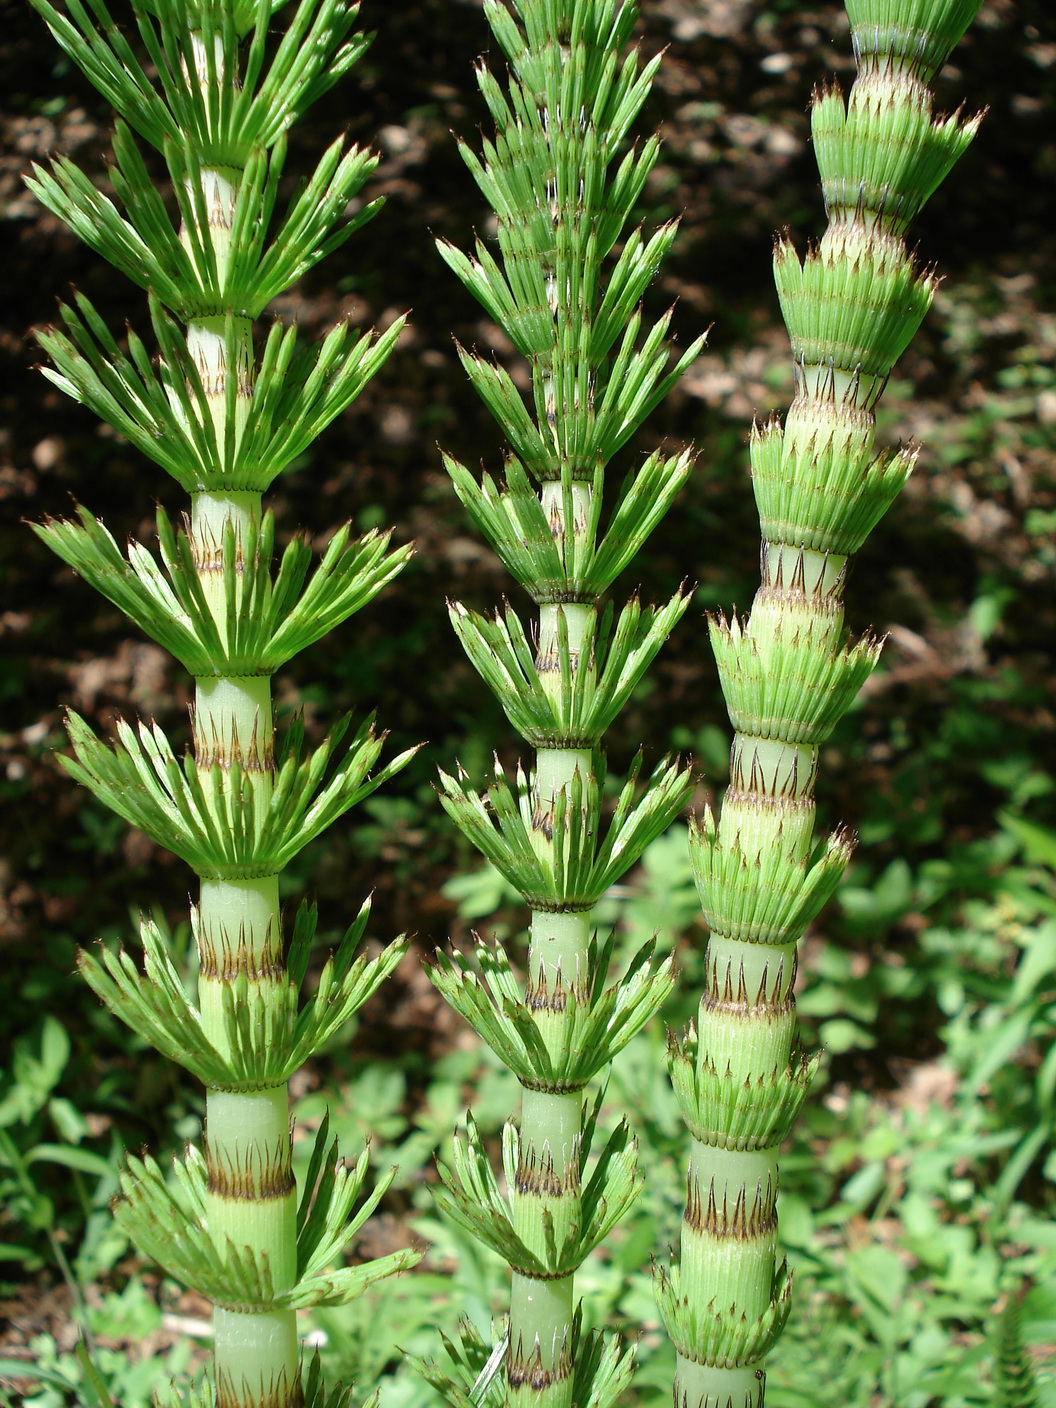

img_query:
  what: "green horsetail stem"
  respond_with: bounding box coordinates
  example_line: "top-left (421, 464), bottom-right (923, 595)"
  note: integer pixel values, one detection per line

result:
top-left (656, 3), bottom-right (984, 1406)
top-left (29, 2), bottom-right (418, 1403)
top-left (422, 3), bottom-right (703, 1407)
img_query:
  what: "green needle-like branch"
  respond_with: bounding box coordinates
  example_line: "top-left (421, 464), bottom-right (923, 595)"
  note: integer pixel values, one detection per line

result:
top-left (61, 707), bottom-right (413, 877)
top-left (428, 4), bottom-right (702, 1407)
top-left (658, 4), bottom-right (984, 1407)
top-left (37, 501), bottom-right (411, 676)
top-left (36, 290), bottom-right (405, 493)
top-left (31, 2), bottom-right (419, 1403)
top-left (79, 903), bottom-right (409, 1091)
top-left (431, 933), bottom-right (675, 1092)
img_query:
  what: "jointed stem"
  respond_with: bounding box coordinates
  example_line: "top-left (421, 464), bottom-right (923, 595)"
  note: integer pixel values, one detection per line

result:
top-left (676, 1360), bottom-right (763, 1408)
top-left (207, 1088), bottom-right (298, 1403)
top-left (513, 711), bottom-right (593, 1404)
top-left (430, 6), bottom-right (700, 1404)
top-left (184, 116), bottom-right (300, 1402)
top-left (34, 2), bottom-right (416, 1399)
top-left (191, 490), bottom-right (297, 1404)
top-left (511, 1084), bottom-right (582, 1406)
top-left (661, 3), bottom-right (983, 1401)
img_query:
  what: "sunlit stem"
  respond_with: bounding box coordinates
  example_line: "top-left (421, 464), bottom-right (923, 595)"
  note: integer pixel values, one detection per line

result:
top-left (179, 69), bottom-right (295, 1398)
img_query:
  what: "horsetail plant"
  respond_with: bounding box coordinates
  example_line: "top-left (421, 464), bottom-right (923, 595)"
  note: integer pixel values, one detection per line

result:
top-left (655, 3), bottom-right (984, 1406)
top-left (421, 5), bottom-right (704, 1408)
top-left (29, 1), bottom-right (419, 1403)
top-left (993, 1283), bottom-right (1040, 1408)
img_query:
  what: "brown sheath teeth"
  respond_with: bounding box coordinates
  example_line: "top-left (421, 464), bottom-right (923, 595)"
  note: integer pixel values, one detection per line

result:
top-left (205, 1137), bottom-right (294, 1202)
top-left (684, 1178), bottom-right (778, 1240)
top-left (191, 368), bottom-right (253, 400)
top-left (515, 1145), bottom-right (581, 1197)
top-left (198, 960), bottom-right (286, 985)
top-left (194, 742), bottom-right (274, 772)
top-left (507, 1363), bottom-right (573, 1391)
top-left (525, 963), bottom-right (587, 1012)
top-left (704, 955), bottom-right (797, 1014)
top-left (191, 553), bottom-right (246, 575)
top-left (721, 786), bottom-right (815, 821)
top-left (791, 355), bottom-right (888, 411)
top-left (216, 1367), bottom-right (302, 1408)
top-left (191, 706), bottom-right (274, 771)
top-left (759, 539), bottom-right (847, 603)
top-left (545, 502), bottom-right (587, 541)
top-left (702, 992), bottom-right (796, 1024)
top-left (196, 913), bottom-right (284, 981)
top-left (508, 1337), bottom-right (573, 1389)
top-left (187, 518), bottom-right (253, 573)
top-left (525, 983), bottom-right (569, 1014)
top-left (674, 1384), bottom-right (761, 1408)
top-left (730, 743), bottom-right (817, 800)
top-left (534, 646), bottom-right (584, 674)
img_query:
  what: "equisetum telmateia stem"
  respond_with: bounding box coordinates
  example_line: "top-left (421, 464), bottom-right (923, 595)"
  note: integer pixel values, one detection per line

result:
top-left (656, 2), bottom-right (984, 1405)
top-left (29, 1), bottom-right (419, 1403)
top-left (422, 3), bottom-right (704, 1407)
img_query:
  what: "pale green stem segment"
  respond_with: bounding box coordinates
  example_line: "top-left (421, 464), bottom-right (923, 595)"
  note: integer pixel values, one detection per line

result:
top-left (509, 1274), bottom-right (575, 1399)
top-left (195, 672), bottom-right (273, 765)
top-left (510, 1084), bottom-right (583, 1405)
top-left (539, 483), bottom-right (591, 585)
top-left (197, 876), bottom-right (282, 1052)
top-left (675, 1358), bottom-right (764, 1408)
top-left (212, 1307), bottom-right (300, 1408)
top-left (206, 1089), bottom-right (298, 1406)
top-left (675, 1141), bottom-right (778, 1408)
top-left (184, 136), bottom-right (297, 1403)
top-left (765, 544), bottom-right (846, 600)
top-left (507, 498), bottom-right (596, 1408)
top-left (528, 905), bottom-right (592, 988)
top-left (186, 313), bottom-right (255, 459)
top-left (205, 1095), bottom-right (295, 1278)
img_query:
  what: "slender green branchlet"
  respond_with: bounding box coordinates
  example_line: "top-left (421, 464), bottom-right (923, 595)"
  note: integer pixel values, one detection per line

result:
top-left (420, 5), bottom-right (704, 1408)
top-left (657, 3), bottom-right (984, 1406)
top-left (30, 2), bottom-right (419, 1404)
